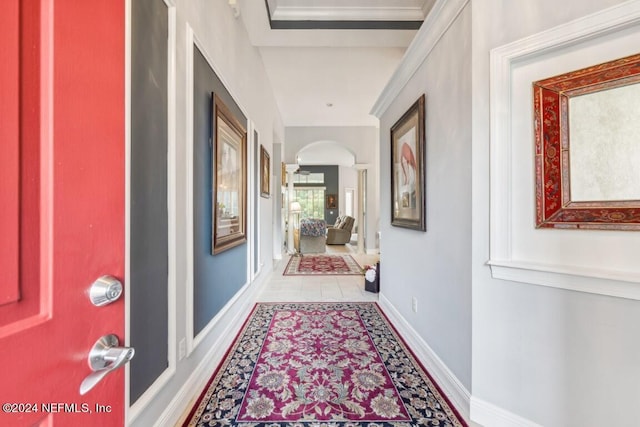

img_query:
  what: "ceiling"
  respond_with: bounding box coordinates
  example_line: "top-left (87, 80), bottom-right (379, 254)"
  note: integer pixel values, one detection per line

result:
top-left (235, 0), bottom-right (435, 127)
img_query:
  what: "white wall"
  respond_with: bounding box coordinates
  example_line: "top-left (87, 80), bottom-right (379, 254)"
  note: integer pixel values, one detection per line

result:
top-left (472, 0), bottom-right (640, 426)
top-left (338, 166), bottom-right (358, 223)
top-left (129, 0), bottom-right (284, 425)
top-left (375, 0), bottom-right (473, 395)
top-left (284, 126), bottom-right (380, 252)
top-left (272, 141), bottom-right (285, 259)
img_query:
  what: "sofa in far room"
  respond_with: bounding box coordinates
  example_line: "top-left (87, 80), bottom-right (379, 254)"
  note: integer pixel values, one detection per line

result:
top-left (298, 218), bottom-right (327, 254)
top-left (326, 215), bottom-right (355, 245)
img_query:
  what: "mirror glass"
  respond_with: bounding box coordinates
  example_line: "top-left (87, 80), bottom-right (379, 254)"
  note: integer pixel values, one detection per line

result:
top-left (569, 82), bottom-right (640, 201)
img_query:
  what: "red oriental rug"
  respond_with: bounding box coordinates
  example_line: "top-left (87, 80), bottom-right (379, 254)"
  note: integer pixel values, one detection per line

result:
top-left (183, 303), bottom-right (467, 427)
top-left (283, 254), bottom-right (363, 276)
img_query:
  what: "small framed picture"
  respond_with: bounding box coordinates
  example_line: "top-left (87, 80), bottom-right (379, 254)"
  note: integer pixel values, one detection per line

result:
top-left (326, 194), bottom-right (337, 209)
top-left (260, 144), bottom-right (270, 198)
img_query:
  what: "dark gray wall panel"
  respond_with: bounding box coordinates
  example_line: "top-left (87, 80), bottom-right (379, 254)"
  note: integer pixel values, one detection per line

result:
top-left (297, 165), bottom-right (339, 225)
top-left (130, 0), bottom-right (169, 404)
top-left (193, 46), bottom-right (248, 335)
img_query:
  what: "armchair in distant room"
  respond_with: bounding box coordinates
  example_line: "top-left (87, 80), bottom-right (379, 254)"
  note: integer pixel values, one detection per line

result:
top-left (326, 215), bottom-right (355, 245)
top-left (298, 218), bottom-right (327, 254)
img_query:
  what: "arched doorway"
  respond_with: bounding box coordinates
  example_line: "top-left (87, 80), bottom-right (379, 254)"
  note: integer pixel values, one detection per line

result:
top-left (284, 141), bottom-right (367, 253)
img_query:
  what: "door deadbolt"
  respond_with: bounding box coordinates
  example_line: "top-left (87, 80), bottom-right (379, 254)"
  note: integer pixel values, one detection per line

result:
top-left (89, 275), bottom-right (123, 306)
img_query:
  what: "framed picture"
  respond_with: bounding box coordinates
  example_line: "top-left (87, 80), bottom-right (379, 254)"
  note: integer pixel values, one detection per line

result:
top-left (326, 194), bottom-right (337, 209)
top-left (212, 93), bottom-right (247, 254)
top-left (390, 94), bottom-right (426, 231)
top-left (260, 145), bottom-right (270, 198)
top-left (281, 162), bottom-right (286, 186)
top-left (533, 53), bottom-right (640, 230)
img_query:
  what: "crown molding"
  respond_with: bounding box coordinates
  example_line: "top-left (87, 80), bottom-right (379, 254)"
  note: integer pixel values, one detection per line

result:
top-left (370, 0), bottom-right (469, 118)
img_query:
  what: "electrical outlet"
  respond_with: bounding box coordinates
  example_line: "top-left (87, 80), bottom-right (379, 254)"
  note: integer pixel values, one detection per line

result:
top-left (178, 338), bottom-right (186, 360)
top-left (411, 297), bottom-right (418, 313)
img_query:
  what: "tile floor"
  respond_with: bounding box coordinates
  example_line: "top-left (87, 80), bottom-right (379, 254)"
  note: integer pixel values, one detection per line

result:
top-left (255, 244), bottom-right (380, 303)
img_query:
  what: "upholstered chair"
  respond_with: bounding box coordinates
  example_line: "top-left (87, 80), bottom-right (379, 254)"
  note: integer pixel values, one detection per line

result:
top-left (326, 215), bottom-right (355, 245)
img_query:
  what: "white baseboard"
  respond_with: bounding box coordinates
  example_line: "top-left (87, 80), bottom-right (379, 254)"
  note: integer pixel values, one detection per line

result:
top-left (470, 396), bottom-right (543, 427)
top-left (378, 294), bottom-right (471, 423)
top-left (153, 270), bottom-right (270, 427)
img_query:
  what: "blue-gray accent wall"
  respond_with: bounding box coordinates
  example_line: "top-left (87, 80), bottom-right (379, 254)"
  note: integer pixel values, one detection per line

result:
top-left (193, 46), bottom-right (248, 336)
top-left (130, 0), bottom-right (169, 404)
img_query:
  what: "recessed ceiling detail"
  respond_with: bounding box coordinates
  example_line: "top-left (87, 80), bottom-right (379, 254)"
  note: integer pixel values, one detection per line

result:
top-left (265, 0), bottom-right (431, 30)
top-left (236, 0), bottom-right (436, 126)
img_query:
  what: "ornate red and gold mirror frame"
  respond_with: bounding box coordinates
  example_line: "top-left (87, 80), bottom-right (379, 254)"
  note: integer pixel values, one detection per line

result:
top-left (533, 53), bottom-right (640, 230)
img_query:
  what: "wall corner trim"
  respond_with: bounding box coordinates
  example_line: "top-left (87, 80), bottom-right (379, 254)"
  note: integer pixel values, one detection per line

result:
top-left (369, 0), bottom-right (469, 118)
top-left (470, 396), bottom-right (544, 427)
top-left (378, 294), bottom-right (471, 423)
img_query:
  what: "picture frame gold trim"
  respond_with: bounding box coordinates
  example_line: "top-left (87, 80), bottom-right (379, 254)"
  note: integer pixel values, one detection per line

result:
top-left (212, 93), bottom-right (247, 254)
top-left (390, 94), bottom-right (426, 231)
top-left (260, 144), bottom-right (270, 198)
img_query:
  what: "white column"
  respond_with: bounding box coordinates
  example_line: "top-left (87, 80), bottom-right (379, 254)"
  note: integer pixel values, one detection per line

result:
top-left (354, 164), bottom-right (368, 254)
top-left (286, 164), bottom-right (298, 254)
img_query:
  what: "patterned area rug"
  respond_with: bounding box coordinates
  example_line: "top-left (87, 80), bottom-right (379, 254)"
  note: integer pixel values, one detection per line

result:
top-left (283, 254), bottom-right (363, 276)
top-left (183, 303), bottom-right (467, 427)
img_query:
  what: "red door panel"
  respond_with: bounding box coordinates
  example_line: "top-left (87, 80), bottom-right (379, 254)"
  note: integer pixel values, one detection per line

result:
top-left (0, 1), bottom-right (126, 426)
top-left (0, 0), bottom-right (20, 306)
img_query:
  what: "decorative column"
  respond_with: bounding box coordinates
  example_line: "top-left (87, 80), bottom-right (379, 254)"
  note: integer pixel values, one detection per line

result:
top-left (286, 164), bottom-right (298, 254)
top-left (354, 164), bottom-right (368, 254)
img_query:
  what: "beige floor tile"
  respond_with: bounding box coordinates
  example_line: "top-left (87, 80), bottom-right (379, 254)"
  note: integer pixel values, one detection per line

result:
top-left (255, 244), bottom-right (379, 303)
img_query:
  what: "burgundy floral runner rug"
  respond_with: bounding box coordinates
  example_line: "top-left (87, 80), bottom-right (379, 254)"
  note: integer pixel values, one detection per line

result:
top-left (183, 302), bottom-right (467, 427)
top-left (283, 254), bottom-right (363, 276)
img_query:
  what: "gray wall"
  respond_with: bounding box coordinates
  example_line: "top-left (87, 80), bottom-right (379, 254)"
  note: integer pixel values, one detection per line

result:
top-left (193, 46), bottom-right (247, 335)
top-left (471, 0), bottom-right (640, 425)
top-left (272, 142), bottom-right (285, 258)
top-left (130, 0), bottom-right (169, 404)
top-left (377, 3), bottom-right (472, 391)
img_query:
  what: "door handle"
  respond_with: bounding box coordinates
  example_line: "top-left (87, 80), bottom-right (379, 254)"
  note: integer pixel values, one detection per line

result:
top-left (80, 334), bottom-right (135, 395)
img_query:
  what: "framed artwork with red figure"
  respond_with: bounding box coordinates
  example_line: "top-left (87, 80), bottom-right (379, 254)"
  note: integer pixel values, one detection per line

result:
top-left (390, 94), bottom-right (426, 231)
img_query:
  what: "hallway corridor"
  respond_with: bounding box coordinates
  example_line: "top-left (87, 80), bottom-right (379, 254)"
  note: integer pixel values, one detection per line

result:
top-left (256, 246), bottom-right (380, 303)
top-left (180, 245), bottom-right (483, 427)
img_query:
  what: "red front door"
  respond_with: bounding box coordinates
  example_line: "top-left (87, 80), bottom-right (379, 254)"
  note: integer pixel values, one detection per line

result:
top-left (0, 1), bottom-right (126, 426)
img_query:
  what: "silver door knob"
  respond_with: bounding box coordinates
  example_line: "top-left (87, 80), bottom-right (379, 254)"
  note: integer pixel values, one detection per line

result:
top-left (89, 275), bottom-right (123, 306)
top-left (80, 334), bottom-right (134, 395)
